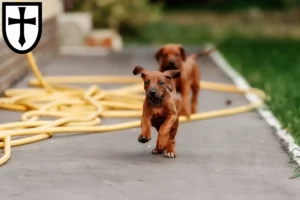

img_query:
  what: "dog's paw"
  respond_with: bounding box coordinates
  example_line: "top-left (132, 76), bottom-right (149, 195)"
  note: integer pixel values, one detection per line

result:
top-left (152, 148), bottom-right (164, 154)
top-left (180, 108), bottom-right (190, 118)
top-left (191, 107), bottom-right (197, 114)
top-left (164, 151), bottom-right (176, 158)
top-left (138, 134), bottom-right (151, 143)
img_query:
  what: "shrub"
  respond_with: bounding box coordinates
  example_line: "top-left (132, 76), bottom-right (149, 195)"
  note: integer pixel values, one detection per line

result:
top-left (282, 0), bottom-right (300, 8)
top-left (73, 0), bottom-right (163, 35)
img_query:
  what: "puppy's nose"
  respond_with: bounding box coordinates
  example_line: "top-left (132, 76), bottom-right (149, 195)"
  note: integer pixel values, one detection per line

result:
top-left (169, 60), bottom-right (176, 66)
top-left (149, 88), bottom-right (156, 96)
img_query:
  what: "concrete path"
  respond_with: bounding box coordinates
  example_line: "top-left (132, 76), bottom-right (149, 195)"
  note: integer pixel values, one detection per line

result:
top-left (1, 47), bottom-right (299, 200)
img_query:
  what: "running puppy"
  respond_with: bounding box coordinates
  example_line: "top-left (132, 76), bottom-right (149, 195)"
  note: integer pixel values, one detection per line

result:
top-left (155, 43), bottom-right (216, 117)
top-left (133, 66), bottom-right (181, 158)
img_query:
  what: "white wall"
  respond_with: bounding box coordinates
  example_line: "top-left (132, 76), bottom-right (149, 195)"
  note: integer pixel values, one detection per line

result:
top-left (0, 0), bottom-right (62, 39)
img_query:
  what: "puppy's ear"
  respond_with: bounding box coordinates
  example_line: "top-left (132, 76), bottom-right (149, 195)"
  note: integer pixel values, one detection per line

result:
top-left (164, 70), bottom-right (181, 92)
top-left (155, 48), bottom-right (163, 62)
top-left (133, 66), bottom-right (147, 78)
top-left (164, 70), bottom-right (181, 80)
top-left (166, 83), bottom-right (173, 92)
top-left (179, 46), bottom-right (186, 61)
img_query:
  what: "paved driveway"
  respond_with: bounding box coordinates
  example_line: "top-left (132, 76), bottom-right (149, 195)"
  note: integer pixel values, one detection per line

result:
top-left (1, 47), bottom-right (299, 200)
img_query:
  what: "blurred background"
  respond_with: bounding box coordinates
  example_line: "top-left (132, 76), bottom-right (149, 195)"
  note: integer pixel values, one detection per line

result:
top-left (61, 0), bottom-right (300, 44)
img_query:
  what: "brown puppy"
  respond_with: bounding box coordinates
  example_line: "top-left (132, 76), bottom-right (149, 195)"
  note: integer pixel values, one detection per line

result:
top-left (133, 66), bottom-right (181, 158)
top-left (155, 43), bottom-right (216, 117)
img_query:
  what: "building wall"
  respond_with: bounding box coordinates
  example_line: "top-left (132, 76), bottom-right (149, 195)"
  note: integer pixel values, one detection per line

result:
top-left (0, 0), bottom-right (62, 93)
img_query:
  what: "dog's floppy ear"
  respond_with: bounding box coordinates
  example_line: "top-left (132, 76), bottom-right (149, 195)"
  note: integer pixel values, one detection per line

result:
top-left (179, 46), bottom-right (186, 61)
top-left (155, 47), bottom-right (163, 61)
top-left (164, 69), bottom-right (181, 80)
top-left (133, 66), bottom-right (147, 78)
top-left (163, 70), bottom-right (181, 92)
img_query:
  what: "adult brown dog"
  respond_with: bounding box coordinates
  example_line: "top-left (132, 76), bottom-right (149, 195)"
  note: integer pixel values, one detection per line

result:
top-left (133, 66), bottom-right (181, 158)
top-left (155, 44), bottom-right (216, 117)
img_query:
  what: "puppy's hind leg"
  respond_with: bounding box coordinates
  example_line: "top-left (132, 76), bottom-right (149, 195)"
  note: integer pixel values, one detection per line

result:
top-left (180, 85), bottom-right (191, 117)
top-left (153, 114), bottom-right (177, 155)
top-left (165, 119), bottom-right (179, 158)
top-left (191, 82), bottom-right (199, 114)
top-left (191, 65), bottom-right (200, 114)
top-left (152, 125), bottom-right (165, 154)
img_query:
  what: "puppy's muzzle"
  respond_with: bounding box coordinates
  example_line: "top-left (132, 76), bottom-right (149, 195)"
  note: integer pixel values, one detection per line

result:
top-left (149, 88), bottom-right (157, 97)
top-left (163, 61), bottom-right (178, 71)
top-left (169, 60), bottom-right (176, 66)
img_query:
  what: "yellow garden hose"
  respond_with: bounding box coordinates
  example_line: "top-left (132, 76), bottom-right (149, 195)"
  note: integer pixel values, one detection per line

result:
top-left (0, 51), bottom-right (266, 166)
top-left (26, 53), bottom-right (54, 93)
top-left (0, 0), bottom-right (266, 167)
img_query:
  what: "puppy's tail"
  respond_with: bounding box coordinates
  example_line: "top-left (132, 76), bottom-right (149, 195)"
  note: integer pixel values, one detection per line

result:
top-left (190, 46), bottom-right (217, 59)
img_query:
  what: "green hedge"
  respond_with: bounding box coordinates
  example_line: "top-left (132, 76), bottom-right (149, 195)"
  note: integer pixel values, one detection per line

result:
top-left (163, 0), bottom-right (300, 11)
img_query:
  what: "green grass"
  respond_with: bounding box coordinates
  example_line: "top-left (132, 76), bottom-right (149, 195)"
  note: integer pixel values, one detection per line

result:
top-left (163, 0), bottom-right (287, 12)
top-left (125, 22), bottom-right (300, 144)
top-left (124, 22), bottom-right (225, 44)
top-left (220, 37), bottom-right (300, 144)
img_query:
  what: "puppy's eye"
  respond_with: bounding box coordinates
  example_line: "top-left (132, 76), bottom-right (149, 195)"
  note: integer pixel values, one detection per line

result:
top-left (159, 81), bottom-right (164, 85)
top-left (144, 80), bottom-right (150, 85)
top-left (174, 53), bottom-right (179, 57)
top-left (163, 54), bottom-right (168, 58)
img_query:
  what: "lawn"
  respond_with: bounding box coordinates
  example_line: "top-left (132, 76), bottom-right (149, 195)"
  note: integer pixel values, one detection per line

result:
top-left (124, 21), bottom-right (300, 144)
top-left (164, 0), bottom-right (287, 12)
top-left (220, 37), bottom-right (300, 144)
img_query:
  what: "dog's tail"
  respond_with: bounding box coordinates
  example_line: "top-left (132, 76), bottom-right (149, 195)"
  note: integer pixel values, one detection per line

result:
top-left (190, 46), bottom-right (217, 59)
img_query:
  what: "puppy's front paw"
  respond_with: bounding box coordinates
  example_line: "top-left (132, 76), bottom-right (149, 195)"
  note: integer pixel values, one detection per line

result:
top-left (180, 108), bottom-right (190, 118)
top-left (152, 148), bottom-right (164, 154)
top-left (191, 107), bottom-right (197, 114)
top-left (165, 151), bottom-right (176, 158)
top-left (138, 134), bottom-right (151, 143)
